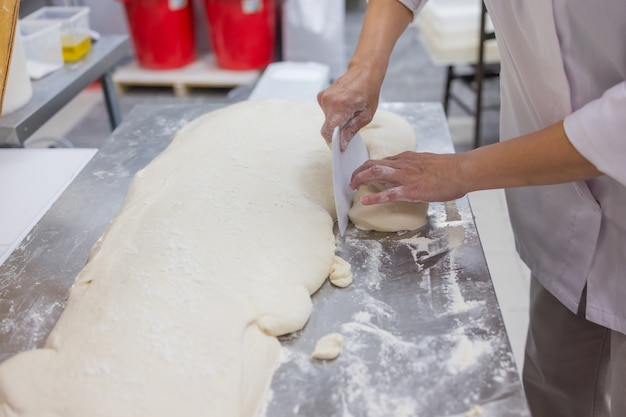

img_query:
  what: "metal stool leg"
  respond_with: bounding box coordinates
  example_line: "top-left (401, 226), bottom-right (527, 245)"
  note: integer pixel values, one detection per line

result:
top-left (473, 1), bottom-right (490, 149)
top-left (443, 66), bottom-right (454, 115)
top-left (100, 71), bottom-right (122, 130)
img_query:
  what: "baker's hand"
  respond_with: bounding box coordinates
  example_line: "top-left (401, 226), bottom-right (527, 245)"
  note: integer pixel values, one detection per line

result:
top-left (350, 151), bottom-right (468, 204)
top-left (317, 67), bottom-right (381, 151)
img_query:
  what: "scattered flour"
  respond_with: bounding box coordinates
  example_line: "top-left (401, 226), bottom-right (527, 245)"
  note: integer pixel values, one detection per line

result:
top-left (447, 335), bottom-right (493, 374)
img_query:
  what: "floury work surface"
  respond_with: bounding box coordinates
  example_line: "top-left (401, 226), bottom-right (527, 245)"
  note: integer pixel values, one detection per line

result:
top-left (263, 106), bottom-right (526, 416)
top-left (265, 200), bottom-right (528, 416)
top-left (0, 102), bottom-right (526, 416)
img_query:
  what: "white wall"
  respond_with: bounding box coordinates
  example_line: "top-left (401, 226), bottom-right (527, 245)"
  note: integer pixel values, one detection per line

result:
top-left (80, 0), bottom-right (130, 36)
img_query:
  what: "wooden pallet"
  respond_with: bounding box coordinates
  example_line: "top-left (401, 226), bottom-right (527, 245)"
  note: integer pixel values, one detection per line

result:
top-left (112, 54), bottom-right (261, 97)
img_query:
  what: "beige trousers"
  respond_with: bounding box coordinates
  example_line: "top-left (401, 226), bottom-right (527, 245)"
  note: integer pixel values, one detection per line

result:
top-left (523, 276), bottom-right (626, 417)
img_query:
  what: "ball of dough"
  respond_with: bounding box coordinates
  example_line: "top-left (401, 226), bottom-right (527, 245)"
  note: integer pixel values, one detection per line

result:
top-left (350, 110), bottom-right (429, 232)
top-left (349, 183), bottom-right (429, 232)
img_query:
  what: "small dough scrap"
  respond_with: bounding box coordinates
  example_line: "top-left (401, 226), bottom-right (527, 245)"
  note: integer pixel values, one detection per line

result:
top-left (349, 183), bottom-right (429, 232)
top-left (465, 405), bottom-right (484, 416)
top-left (329, 256), bottom-right (352, 288)
top-left (311, 333), bottom-right (344, 360)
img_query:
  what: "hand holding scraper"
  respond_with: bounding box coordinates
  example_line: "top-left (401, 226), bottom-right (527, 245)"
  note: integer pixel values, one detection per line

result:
top-left (331, 126), bottom-right (369, 236)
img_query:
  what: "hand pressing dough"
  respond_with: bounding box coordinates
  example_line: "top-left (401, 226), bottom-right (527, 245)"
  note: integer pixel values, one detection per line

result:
top-left (350, 112), bottom-right (429, 232)
top-left (311, 333), bottom-right (344, 360)
top-left (0, 100), bottom-right (422, 417)
top-left (329, 256), bottom-right (353, 288)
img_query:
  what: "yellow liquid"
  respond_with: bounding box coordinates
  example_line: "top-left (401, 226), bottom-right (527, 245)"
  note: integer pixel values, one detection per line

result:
top-left (62, 36), bottom-right (92, 62)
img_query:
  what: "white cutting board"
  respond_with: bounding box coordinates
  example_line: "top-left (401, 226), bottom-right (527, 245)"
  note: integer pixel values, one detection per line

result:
top-left (0, 148), bottom-right (97, 265)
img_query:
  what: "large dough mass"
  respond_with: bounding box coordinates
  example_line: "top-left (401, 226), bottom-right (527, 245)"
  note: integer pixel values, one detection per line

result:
top-left (0, 100), bottom-right (425, 416)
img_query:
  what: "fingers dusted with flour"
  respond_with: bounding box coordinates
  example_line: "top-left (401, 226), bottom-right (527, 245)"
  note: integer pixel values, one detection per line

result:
top-left (317, 83), bottom-right (377, 150)
top-left (350, 151), bottom-right (467, 204)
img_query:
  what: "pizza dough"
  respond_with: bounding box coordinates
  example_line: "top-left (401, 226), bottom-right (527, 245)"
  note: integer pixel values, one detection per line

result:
top-left (311, 333), bottom-right (344, 360)
top-left (0, 100), bottom-right (425, 416)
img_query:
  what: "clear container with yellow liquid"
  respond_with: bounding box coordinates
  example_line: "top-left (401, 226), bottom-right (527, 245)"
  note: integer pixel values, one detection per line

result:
top-left (23, 6), bottom-right (92, 63)
top-left (62, 33), bottom-right (92, 62)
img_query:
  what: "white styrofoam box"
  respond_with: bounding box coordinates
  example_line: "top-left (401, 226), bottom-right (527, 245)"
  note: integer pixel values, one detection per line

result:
top-left (419, 34), bottom-right (499, 66)
top-left (23, 6), bottom-right (91, 46)
top-left (419, 21), bottom-right (499, 65)
top-left (416, 0), bottom-right (495, 34)
top-left (419, 20), bottom-right (478, 50)
top-left (19, 20), bottom-right (64, 79)
top-left (413, 0), bottom-right (499, 65)
top-left (248, 61), bottom-right (330, 102)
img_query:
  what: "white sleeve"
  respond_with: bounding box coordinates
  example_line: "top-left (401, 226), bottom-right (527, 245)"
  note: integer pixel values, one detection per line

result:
top-left (564, 81), bottom-right (626, 187)
top-left (395, 0), bottom-right (428, 14)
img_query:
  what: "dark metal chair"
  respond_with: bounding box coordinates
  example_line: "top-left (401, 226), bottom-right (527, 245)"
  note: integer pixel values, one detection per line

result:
top-left (442, 2), bottom-right (500, 148)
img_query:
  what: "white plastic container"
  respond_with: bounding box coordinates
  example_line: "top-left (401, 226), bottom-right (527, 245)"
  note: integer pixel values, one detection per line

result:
top-left (2, 22), bottom-right (34, 116)
top-left (19, 20), bottom-right (64, 79)
top-left (23, 7), bottom-right (92, 62)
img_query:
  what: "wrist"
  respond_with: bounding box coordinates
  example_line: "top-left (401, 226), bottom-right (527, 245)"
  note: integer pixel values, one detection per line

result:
top-left (347, 56), bottom-right (388, 85)
top-left (455, 151), bottom-right (479, 195)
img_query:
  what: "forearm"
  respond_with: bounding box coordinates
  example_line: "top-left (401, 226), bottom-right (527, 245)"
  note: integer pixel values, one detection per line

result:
top-left (349, 0), bottom-right (414, 84)
top-left (350, 121), bottom-right (604, 204)
top-left (317, 0), bottom-right (414, 145)
top-left (461, 121), bottom-right (603, 192)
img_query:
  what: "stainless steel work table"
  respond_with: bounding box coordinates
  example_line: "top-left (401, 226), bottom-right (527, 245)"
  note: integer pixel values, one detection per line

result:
top-left (0, 102), bottom-right (530, 416)
top-left (0, 35), bottom-right (129, 147)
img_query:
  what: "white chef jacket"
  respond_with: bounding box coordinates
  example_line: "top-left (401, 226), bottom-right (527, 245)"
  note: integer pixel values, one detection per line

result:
top-left (399, 0), bottom-right (626, 335)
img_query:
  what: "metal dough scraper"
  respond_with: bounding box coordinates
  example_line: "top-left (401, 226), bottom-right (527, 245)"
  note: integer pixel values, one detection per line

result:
top-left (332, 126), bottom-right (369, 236)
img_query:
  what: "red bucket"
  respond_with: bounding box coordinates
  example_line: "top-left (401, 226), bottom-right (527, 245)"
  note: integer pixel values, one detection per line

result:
top-left (203, 0), bottom-right (275, 70)
top-left (121, 0), bottom-right (195, 69)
